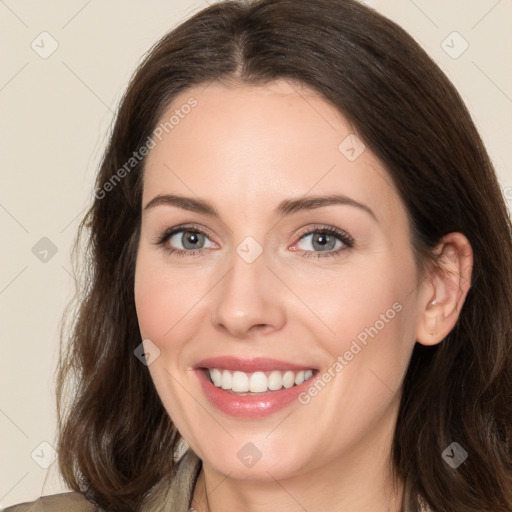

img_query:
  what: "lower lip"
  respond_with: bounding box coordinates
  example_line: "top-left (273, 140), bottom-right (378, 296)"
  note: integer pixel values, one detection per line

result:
top-left (195, 369), bottom-right (318, 418)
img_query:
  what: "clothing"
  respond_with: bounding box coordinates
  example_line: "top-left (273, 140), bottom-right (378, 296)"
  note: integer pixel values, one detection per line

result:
top-left (1, 450), bottom-right (201, 512)
top-left (1, 491), bottom-right (98, 512)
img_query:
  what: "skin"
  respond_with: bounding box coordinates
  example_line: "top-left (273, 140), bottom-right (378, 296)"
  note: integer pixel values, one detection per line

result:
top-left (134, 79), bottom-right (473, 512)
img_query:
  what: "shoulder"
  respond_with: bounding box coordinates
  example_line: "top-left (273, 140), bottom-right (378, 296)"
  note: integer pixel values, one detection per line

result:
top-left (2, 492), bottom-right (100, 512)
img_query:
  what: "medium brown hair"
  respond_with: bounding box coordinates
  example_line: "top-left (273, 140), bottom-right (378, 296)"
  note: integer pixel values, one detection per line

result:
top-left (57, 0), bottom-right (512, 510)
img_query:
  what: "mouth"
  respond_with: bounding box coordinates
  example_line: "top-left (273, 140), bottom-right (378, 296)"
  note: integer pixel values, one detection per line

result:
top-left (200, 367), bottom-right (317, 395)
top-left (193, 356), bottom-right (321, 417)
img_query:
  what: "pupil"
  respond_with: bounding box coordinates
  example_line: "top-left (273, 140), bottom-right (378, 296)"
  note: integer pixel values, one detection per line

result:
top-left (313, 233), bottom-right (335, 251)
top-left (183, 231), bottom-right (203, 249)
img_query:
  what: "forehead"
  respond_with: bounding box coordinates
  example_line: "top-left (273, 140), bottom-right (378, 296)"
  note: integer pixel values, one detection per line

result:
top-left (142, 79), bottom-right (404, 227)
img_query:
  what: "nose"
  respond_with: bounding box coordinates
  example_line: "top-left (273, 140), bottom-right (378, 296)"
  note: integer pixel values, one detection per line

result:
top-left (210, 246), bottom-right (286, 339)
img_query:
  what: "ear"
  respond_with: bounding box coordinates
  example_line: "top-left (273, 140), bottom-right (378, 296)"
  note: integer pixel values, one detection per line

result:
top-left (416, 232), bottom-right (473, 346)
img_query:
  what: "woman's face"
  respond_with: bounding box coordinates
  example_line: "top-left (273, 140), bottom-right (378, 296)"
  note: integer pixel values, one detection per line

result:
top-left (134, 79), bottom-right (428, 481)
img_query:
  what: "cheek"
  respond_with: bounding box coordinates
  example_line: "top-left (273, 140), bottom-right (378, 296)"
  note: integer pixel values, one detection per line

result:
top-left (135, 268), bottom-right (170, 342)
top-left (308, 258), bottom-right (417, 386)
top-left (134, 250), bottom-right (191, 345)
top-left (305, 269), bottom-right (406, 345)
top-left (134, 248), bottom-right (218, 370)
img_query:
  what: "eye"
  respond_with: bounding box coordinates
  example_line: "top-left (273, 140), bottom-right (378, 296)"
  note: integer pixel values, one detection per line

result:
top-left (293, 225), bottom-right (354, 259)
top-left (154, 224), bottom-right (216, 257)
top-left (153, 223), bottom-right (353, 259)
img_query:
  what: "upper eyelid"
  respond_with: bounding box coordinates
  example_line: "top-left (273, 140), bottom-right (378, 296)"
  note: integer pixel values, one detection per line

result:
top-left (296, 224), bottom-right (351, 238)
top-left (157, 224), bottom-right (216, 246)
top-left (162, 223), bottom-right (214, 238)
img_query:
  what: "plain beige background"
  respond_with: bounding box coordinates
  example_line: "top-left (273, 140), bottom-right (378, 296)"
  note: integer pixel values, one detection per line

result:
top-left (1, 0), bottom-right (511, 508)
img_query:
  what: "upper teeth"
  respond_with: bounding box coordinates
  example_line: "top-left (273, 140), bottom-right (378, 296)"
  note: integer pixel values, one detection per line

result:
top-left (208, 368), bottom-right (314, 393)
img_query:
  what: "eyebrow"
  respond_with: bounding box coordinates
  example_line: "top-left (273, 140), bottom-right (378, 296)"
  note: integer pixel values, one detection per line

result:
top-left (143, 193), bottom-right (377, 221)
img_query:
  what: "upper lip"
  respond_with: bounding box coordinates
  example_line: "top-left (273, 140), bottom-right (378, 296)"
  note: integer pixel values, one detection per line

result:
top-left (194, 356), bottom-right (317, 373)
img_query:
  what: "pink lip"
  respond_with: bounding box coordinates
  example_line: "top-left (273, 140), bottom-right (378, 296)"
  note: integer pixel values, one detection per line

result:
top-left (194, 357), bottom-right (319, 419)
top-left (194, 356), bottom-right (315, 373)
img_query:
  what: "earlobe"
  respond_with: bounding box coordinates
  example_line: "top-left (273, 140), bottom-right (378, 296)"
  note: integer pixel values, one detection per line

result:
top-left (416, 233), bottom-right (473, 347)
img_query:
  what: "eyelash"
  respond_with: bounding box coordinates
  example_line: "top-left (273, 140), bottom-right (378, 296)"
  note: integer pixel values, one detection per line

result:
top-left (153, 223), bottom-right (354, 259)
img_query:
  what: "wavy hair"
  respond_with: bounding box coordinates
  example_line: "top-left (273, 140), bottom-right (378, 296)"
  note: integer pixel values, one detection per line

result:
top-left (56, 0), bottom-right (512, 510)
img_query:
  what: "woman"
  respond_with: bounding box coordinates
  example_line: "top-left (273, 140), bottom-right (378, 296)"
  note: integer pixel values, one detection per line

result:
top-left (5, 0), bottom-right (511, 511)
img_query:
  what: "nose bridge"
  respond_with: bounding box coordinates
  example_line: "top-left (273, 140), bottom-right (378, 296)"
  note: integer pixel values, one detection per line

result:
top-left (210, 237), bottom-right (286, 337)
